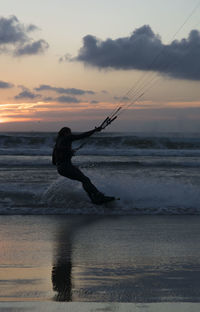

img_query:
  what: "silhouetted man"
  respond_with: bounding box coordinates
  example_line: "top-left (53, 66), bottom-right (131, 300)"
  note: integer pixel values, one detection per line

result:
top-left (52, 127), bottom-right (114, 204)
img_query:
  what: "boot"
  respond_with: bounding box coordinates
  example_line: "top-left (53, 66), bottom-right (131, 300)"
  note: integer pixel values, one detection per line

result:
top-left (89, 192), bottom-right (105, 205)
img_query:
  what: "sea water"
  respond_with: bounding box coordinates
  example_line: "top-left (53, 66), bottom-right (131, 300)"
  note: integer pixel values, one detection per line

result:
top-left (1, 131), bottom-right (200, 215)
top-left (1, 132), bottom-right (200, 304)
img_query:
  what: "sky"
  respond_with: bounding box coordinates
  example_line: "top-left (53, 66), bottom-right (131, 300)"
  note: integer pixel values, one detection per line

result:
top-left (0, 0), bottom-right (200, 132)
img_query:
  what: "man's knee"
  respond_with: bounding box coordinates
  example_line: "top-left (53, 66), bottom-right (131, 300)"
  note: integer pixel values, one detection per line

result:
top-left (82, 176), bottom-right (91, 185)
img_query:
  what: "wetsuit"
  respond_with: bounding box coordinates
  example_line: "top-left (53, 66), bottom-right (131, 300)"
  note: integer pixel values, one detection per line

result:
top-left (53, 130), bottom-right (102, 202)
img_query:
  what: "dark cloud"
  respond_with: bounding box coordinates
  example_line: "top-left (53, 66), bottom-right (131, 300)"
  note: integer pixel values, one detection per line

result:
top-left (0, 15), bottom-right (49, 56)
top-left (15, 88), bottom-right (41, 99)
top-left (59, 53), bottom-right (72, 62)
top-left (14, 85), bottom-right (80, 103)
top-left (37, 95), bottom-right (80, 104)
top-left (0, 15), bottom-right (28, 44)
top-left (114, 96), bottom-right (129, 102)
top-left (73, 25), bottom-right (200, 80)
top-left (43, 96), bottom-right (54, 102)
top-left (35, 84), bottom-right (95, 95)
top-left (0, 80), bottom-right (14, 88)
top-left (15, 39), bottom-right (49, 56)
top-left (41, 96), bottom-right (77, 103)
top-left (56, 96), bottom-right (80, 103)
top-left (26, 24), bottom-right (39, 32)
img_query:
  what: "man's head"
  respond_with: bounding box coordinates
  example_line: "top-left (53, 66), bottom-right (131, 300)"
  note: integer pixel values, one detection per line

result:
top-left (58, 127), bottom-right (71, 136)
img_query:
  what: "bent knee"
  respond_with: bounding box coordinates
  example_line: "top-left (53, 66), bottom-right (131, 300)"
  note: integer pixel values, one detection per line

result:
top-left (82, 176), bottom-right (91, 184)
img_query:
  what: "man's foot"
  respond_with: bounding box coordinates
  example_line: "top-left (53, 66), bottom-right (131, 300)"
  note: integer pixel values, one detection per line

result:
top-left (89, 192), bottom-right (104, 204)
top-left (100, 195), bottom-right (116, 204)
top-left (90, 193), bottom-right (116, 205)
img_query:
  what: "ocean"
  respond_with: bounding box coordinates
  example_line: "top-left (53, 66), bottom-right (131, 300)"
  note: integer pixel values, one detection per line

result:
top-left (1, 131), bottom-right (200, 215)
top-left (1, 132), bottom-right (200, 305)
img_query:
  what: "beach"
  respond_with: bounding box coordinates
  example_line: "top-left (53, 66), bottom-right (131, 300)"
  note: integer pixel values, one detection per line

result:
top-left (1, 0), bottom-right (200, 309)
top-left (1, 215), bottom-right (200, 305)
top-left (0, 302), bottom-right (200, 312)
top-left (1, 132), bottom-right (200, 310)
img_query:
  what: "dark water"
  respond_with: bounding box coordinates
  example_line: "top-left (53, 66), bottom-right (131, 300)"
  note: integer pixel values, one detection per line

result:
top-left (1, 132), bottom-right (200, 215)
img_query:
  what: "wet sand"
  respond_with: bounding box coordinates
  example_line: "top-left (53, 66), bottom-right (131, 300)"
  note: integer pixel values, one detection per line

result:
top-left (0, 302), bottom-right (199, 312)
top-left (0, 215), bottom-right (200, 307)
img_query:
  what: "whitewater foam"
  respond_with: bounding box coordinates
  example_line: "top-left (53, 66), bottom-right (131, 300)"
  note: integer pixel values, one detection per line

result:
top-left (1, 132), bottom-right (200, 215)
top-left (39, 174), bottom-right (200, 215)
top-left (1, 132), bottom-right (200, 157)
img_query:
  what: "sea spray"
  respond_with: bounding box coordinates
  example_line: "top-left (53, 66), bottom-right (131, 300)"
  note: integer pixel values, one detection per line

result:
top-left (1, 132), bottom-right (200, 215)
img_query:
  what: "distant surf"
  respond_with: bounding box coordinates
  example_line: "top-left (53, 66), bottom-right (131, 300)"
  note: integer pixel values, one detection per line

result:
top-left (1, 131), bottom-right (200, 157)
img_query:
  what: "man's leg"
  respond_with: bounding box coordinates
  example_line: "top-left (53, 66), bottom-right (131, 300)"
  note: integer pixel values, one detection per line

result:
top-left (58, 164), bottom-right (104, 202)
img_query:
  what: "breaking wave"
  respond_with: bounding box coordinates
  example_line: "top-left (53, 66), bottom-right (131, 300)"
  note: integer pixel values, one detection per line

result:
top-left (1, 132), bottom-right (200, 157)
top-left (1, 174), bottom-right (200, 215)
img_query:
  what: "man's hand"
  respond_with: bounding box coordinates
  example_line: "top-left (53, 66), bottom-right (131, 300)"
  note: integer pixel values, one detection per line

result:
top-left (95, 126), bottom-right (102, 132)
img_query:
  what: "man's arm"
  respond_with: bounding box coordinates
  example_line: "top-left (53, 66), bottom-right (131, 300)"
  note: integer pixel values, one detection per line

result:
top-left (70, 127), bottom-right (101, 141)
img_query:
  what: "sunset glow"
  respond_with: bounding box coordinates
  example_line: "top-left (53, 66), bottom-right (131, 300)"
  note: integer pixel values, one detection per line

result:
top-left (0, 0), bottom-right (200, 132)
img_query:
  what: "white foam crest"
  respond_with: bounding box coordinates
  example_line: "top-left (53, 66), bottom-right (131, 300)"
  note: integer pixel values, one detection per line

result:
top-left (117, 177), bottom-right (200, 214)
top-left (79, 147), bottom-right (200, 157)
top-left (41, 172), bottom-right (200, 215)
top-left (0, 155), bottom-right (52, 167)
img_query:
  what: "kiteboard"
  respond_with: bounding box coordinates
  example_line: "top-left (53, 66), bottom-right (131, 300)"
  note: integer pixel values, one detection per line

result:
top-left (93, 195), bottom-right (120, 205)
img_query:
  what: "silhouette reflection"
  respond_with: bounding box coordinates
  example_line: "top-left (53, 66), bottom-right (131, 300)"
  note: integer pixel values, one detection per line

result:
top-left (52, 238), bottom-right (72, 301)
top-left (52, 216), bottom-right (99, 302)
top-left (51, 215), bottom-right (200, 302)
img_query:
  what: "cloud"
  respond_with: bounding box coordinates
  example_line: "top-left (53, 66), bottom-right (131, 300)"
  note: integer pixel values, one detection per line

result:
top-left (15, 87), bottom-right (41, 99)
top-left (114, 96), bottom-right (129, 102)
top-left (0, 15), bottom-right (28, 44)
top-left (73, 25), bottom-right (200, 80)
top-left (101, 90), bottom-right (109, 94)
top-left (42, 96), bottom-right (80, 103)
top-left (56, 96), bottom-right (80, 103)
top-left (0, 80), bottom-right (14, 88)
top-left (43, 96), bottom-right (54, 102)
top-left (26, 24), bottom-right (39, 32)
top-left (0, 15), bottom-right (49, 56)
top-left (15, 39), bottom-right (49, 56)
top-left (59, 53), bottom-right (72, 62)
top-left (35, 84), bottom-right (95, 95)
top-left (13, 85), bottom-right (81, 103)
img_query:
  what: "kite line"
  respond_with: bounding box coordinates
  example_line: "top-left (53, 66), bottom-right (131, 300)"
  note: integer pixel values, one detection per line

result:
top-left (76, 1), bottom-right (200, 151)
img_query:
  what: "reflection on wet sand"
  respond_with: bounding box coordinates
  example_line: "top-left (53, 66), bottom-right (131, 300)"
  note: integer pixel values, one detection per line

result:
top-left (51, 216), bottom-right (200, 302)
top-left (2, 215), bottom-right (200, 302)
top-left (52, 216), bottom-right (100, 302)
top-left (52, 246), bottom-right (72, 301)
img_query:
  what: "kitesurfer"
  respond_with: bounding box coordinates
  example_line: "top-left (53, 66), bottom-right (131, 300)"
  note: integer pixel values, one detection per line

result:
top-left (52, 126), bottom-right (114, 205)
